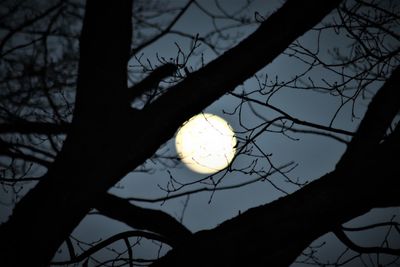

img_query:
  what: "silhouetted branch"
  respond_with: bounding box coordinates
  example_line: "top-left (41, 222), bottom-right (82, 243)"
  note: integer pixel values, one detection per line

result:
top-left (337, 65), bottom-right (400, 168)
top-left (280, 126), bottom-right (349, 144)
top-left (123, 237), bottom-right (134, 267)
top-left (334, 228), bottom-right (400, 256)
top-left (95, 193), bottom-right (192, 246)
top-left (230, 92), bottom-right (355, 137)
top-left (128, 63), bottom-right (178, 102)
top-left (0, 139), bottom-right (51, 167)
top-left (342, 222), bottom-right (400, 233)
top-left (51, 231), bottom-right (170, 265)
top-left (131, 0), bottom-right (195, 56)
top-left (0, 1), bottom-right (64, 56)
top-left (128, 162), bottom-right (294, 203)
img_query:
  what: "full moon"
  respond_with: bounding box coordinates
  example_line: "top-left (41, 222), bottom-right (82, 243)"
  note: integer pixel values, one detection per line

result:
top-left (175, 113), bottom-right (237, 174)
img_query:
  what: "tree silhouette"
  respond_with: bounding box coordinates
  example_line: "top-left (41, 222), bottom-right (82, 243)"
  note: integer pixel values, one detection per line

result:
top-left (0, 0), bottom-right (399, 266)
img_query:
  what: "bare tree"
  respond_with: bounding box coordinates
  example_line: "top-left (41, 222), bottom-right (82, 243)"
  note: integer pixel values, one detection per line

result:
top-left (0, 0), bottom-right (399, 266)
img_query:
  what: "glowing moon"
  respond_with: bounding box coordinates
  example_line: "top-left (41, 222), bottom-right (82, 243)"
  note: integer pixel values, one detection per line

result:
top-left (175, 113), bottom-right (237, 174)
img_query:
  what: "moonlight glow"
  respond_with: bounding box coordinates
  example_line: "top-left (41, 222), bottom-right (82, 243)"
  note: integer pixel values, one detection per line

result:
top-left (175, 113), bottom-right (237, 174)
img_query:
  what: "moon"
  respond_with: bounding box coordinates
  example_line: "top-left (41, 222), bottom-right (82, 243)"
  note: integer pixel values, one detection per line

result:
top-left (175, 113), bottom-right (237, 174)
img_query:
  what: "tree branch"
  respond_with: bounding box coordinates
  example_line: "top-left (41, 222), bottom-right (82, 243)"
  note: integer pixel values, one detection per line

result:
top-left (95, 193), bottom-right (192, 246)
top-left (333, 228), bottom-right (400, 256)
top-left (230, 92), bottom-right (355, 137)
top-left (0, 1), bottom-right (64, 56)
top-left (131, 0), bottom-right (195, 56)
top-left (127, 162), bottom-right (294, 203)
top-left (128, 63), bottom-right (178, 102)
top-left (337, 65), bottom-right (400, 169)
top-left (51, 231), bottom-right (170, 265)
top-left (342, 222), bottom-right (400, 234)
top-left (0, 139), bottom-right (52, 167)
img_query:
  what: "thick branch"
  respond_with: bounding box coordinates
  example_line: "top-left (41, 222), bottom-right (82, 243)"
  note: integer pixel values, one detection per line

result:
top-left (128, 63), bottom-right (178, 102)
top-left (337, 65), bottom-right (400, 168)
top-left (95, 193), bottom-right (192, 246)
